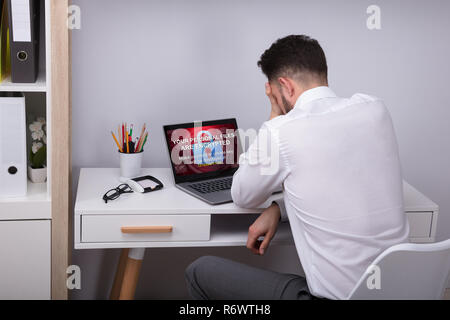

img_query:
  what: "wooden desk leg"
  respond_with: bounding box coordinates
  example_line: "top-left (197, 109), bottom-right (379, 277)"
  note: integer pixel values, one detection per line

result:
top-left (110, 248), bottom-right (129, 300)
top-left (119, 248), bottom-right (146, 300)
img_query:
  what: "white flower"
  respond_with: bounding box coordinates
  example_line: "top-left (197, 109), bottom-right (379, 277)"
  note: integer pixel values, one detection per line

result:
top-left (32, 142), bottom-right (43, 154)
top-left (31, 129), bottom-right (45, 141)
top-left (29, 121), bottom-right (43, 132)
top-left (37, 117), bottom-right (46, 125)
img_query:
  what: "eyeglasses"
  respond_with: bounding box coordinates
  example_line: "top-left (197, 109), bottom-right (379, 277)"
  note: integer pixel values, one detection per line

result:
top-left (103, 184), bottom-right (133, 203)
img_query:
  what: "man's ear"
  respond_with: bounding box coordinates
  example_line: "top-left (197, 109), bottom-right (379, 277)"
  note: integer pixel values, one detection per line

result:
top-left (278, 77), bottom-right (295, 98)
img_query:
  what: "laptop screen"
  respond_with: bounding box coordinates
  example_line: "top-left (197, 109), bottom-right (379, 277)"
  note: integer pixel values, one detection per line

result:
top-left (163, 119), bottom-right (240, 183)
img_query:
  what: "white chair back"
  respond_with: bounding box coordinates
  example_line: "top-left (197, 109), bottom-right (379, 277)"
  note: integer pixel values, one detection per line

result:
top-left (348, 240), bottom-right (450, 300)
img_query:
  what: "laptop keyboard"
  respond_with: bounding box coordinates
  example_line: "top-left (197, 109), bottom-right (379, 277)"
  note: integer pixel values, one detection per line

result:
top-left (188, 177), bottom-right (233, 194)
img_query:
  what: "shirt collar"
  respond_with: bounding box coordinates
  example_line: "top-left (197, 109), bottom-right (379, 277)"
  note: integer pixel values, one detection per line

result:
top-left (294, 86), bottom-right (337, 111)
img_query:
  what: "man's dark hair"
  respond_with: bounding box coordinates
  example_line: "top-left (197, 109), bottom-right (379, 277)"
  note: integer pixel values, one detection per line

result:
top-left (257, 35), bottom-right (328, 84)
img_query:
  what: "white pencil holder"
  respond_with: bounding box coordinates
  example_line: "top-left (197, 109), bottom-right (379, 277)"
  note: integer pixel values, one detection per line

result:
top-left (119, 151), bottom-right (143, 179)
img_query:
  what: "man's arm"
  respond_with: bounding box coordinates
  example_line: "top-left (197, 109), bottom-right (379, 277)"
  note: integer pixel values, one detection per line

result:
top-left (274, 198), bottom-right (289, 222)
top-left (231, 83), bottom-right (290, 255)
top-left (231, 122), bottom-right (289, 208)
top-left (247, 202), bottom-right (281, 255)
top-left (231, 82), bottom-right (289, 207)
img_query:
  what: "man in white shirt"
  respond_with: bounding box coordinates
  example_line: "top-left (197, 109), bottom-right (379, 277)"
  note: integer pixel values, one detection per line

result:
top-left (185, 35), bottom-right (409, 300)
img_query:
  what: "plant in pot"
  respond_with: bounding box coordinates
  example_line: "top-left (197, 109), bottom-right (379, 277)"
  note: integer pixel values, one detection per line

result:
top-left (28, 117), bottom-right (47, 183)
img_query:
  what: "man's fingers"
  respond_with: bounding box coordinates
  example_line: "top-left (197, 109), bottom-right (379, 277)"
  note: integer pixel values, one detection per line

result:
top-left (265, 83), bottom-right (274, 99)
top-left (247, 239), bottom-right (260, 255)
top-left (247, 228), bottom-right (259, 254)
top-left (265, 82), bottom-right (271, 96)
top-left (265, 83), bottom-right (277, 103)
top-left (252, 241), bottom-right (262, 255)
top-left (248, 225), bottom-right (266, 255)
top-left (259, 232), bottom-right (274, 255)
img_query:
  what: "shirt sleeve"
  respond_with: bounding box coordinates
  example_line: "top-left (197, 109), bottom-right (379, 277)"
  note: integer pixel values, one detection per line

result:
top-left (231, 122), bottom-right (290, 209)
top-left (273, 198), bottom-right (289, 222)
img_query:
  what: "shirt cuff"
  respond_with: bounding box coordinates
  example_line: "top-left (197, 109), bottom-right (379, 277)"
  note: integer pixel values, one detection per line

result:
top-left (273, 199), bottom-right (288, 222)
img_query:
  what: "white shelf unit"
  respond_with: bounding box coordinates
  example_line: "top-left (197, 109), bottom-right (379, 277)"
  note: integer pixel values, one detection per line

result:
top-left (0, 0), bottom-right (52, 221)
top-left (0, 73), bottom-right (47, 92)
top-left (0, 182), bottom-right (51, 220)
top-left (0, 0), bottom-right (53, 300)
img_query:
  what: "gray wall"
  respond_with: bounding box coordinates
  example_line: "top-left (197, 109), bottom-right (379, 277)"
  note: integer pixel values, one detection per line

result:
top-left (71, 0), bottom-right (450, 299)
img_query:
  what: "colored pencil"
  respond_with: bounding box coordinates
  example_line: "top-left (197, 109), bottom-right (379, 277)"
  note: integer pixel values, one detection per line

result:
top-left (134, 137), bottom-right (139, 153)
top-left (111, 123), bottom-right (150, 153)
top-left (111, 131), bottom-right (123, 152)
top-left (139, 124), bottom-right (146, 144)
top-left (118, 125), bottom-right (122, 147)
top-left (136, 130), bottom-right (146, 152)
top-left (122, 123), bottom-right (125, 145)
top-left (135, 139), bottom-right (141, 153)
top-left (139, 132), bottom-right (148, 152)
top-left (136, 124), bottom-right (146, 152)
top-left (143, 132), bottom-right (149, 151)
top-left (126, 130), bottom-right (130, 153)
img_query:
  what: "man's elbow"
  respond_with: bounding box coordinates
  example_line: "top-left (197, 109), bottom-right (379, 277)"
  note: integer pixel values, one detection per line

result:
top-left (232, 195), bottom-right (255, 209)
top-left (231, 184), bottom-right (245, 207)
top-left (231, 184), bottom-right (259, 209)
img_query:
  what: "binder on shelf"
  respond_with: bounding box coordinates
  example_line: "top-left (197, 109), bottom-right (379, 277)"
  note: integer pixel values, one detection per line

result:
top-left (0, 92), bottom-right (27, 198)
top-left (0, 0), bottom-right (11, 82)
top-left (6, 0), bottom-right (39, 83)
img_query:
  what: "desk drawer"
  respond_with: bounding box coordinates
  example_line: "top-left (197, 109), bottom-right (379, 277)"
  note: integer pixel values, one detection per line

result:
top-left (81, 214), bottom-right (210, 243)
top-left (406, 212), bottom-right (432, 238)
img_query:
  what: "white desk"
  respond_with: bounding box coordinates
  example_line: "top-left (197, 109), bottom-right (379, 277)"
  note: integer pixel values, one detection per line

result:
top-left (74, 168), bottom-right (439, 299)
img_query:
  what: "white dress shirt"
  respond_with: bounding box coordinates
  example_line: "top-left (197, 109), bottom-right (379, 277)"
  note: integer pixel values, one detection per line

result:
top-left (231, 86), bottom-right (409, 300)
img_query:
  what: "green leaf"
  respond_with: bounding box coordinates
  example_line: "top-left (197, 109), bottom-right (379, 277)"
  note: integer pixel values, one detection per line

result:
top-left (29, 149), bottom-right (34, 165)
top-left (31, 145), bottom-right (46, 169)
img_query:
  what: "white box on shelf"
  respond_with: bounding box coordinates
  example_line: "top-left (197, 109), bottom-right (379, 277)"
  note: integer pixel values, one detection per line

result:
top-left (0, 92), bottom-right (27, 198)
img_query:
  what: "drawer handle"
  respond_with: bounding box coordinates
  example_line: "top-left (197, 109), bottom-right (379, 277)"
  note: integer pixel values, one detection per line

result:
top-left (121, 226), bottom-right (173, 234)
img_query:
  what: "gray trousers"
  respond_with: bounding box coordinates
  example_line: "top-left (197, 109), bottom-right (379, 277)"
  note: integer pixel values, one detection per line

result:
top-left (185, 256), bottom-right (317, 300)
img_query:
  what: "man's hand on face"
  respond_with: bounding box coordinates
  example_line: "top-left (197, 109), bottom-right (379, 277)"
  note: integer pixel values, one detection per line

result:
top-left (266, 83), bottom-right (285, 120)
top-left (247, 202), bottom-right (281, 255)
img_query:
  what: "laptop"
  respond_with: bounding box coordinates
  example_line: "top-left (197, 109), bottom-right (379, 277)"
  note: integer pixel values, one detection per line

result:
top-left (163, 118), bottom-right (241, 205)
